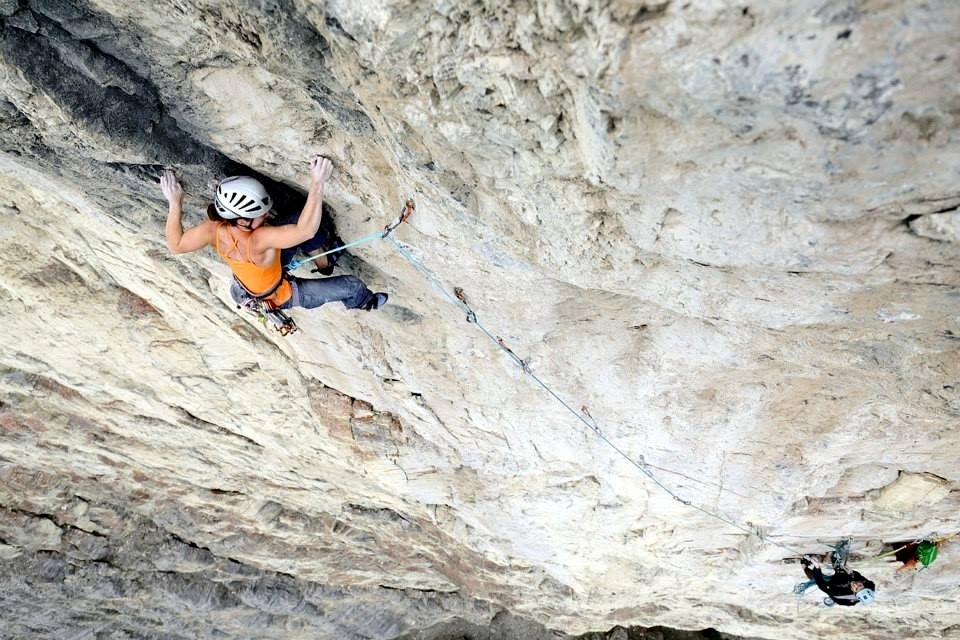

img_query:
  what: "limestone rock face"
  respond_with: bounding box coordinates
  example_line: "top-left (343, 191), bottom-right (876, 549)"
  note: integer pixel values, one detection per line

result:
top-left (1, 1), bottom-right (958, 639)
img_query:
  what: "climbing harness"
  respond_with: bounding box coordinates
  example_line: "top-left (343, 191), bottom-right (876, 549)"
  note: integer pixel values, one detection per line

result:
top-left (233, 275), bottom-right (298, 336)
top-left (239, 296), bottom-right (298, 336)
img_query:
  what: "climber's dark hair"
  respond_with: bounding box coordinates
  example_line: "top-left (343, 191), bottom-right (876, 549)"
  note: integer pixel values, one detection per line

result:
top-left (207, 203), bottom-right (239, 224)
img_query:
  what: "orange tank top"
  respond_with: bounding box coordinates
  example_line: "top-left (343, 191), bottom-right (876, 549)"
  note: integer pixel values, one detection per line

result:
top-left (215, 223), bottom-right (292, 305)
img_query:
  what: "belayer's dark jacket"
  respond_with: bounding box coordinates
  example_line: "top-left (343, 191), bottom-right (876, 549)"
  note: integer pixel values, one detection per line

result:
top-left (811, 566), bottom-right (875, 606)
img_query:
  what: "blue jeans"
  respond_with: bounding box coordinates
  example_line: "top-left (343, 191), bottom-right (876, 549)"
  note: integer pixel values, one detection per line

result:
top-left (289, 275), bottom-right (373, 310)
top-left (230, 276), bottom-right (373, 310)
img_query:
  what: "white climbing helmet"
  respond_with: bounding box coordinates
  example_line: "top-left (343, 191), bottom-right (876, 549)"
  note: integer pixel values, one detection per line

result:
top-left (857, 588), bottom-right (876, 604)
top-left (214, 176), bottom-right (272, 219)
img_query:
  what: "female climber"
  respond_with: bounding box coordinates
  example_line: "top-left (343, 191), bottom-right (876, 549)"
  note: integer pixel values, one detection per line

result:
top-left (160, 154), bottom-right (388, 318)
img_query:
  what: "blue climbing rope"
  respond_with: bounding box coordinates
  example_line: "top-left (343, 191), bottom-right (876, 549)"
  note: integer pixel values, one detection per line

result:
top-left (284, 200), bottom-right (416, 271)
top-left (384, 236), bottom-right (805, 556)
top-left (292, 199), bottom-right (807, 557)
top-left (285, 231), bottom-right (385, 271)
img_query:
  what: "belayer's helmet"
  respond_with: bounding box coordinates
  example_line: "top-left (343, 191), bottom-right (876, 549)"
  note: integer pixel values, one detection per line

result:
top-left (857, 588), bottom-right (876, 604)
top-left (214, 176), bottom-right (272, 219)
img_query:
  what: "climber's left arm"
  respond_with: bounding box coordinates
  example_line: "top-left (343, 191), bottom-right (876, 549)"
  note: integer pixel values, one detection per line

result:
top-left (162, 170), bottom-right (216, 254)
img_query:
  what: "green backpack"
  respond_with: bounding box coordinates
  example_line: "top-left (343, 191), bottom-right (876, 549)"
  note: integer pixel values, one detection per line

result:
top-left (916, 540), bottom-right (938, 567)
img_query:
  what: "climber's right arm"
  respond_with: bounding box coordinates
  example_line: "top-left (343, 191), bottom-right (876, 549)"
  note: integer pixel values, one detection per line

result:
top-left (252, 155), bottom-right (332, 251)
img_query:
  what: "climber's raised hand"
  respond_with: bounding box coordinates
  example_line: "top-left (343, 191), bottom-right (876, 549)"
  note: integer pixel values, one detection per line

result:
top-left (309, 155), bottom-right (333, 185)
top-left (160, 170), bottom-right (184, 206)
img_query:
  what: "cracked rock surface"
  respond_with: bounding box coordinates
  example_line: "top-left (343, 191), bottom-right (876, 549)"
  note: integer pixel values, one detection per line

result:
top-left (1, 1), bottom-right (958, 639)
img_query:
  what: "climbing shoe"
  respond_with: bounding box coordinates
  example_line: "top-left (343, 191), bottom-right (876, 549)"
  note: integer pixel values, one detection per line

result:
top-left (306, 235), bottom-right (345, 276)
top-left (310, 261), bottom-right (335, 277)
top-left (363, 292), bottom-right (388, 311)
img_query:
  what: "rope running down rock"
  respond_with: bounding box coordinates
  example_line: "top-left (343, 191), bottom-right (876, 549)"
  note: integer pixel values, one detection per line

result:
top-left (286, 199), bottom-right (811, 557)
top-left (385, 234), bottom-right (806, 557)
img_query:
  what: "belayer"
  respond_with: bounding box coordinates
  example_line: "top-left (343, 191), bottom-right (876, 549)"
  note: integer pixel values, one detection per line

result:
top-left (161, 155), bottom-right (388, 331)
top-left (891, 538), bottom-right (943, 572)
top-left (800, 553), bottom-right (876, 607)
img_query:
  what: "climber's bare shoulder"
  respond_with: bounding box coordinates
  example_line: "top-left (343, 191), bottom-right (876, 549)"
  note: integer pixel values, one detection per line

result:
top-left (170, 219), bottom-right (218, 254)
top-left (250, 223), bottom-right (312, 253)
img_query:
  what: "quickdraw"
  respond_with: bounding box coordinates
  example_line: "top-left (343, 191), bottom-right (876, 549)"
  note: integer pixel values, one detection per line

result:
top-left (285, 199), bottom-right (416, 271)
top-left (239, 297), bottom-right (298, 336)
top-left (383, 199), bottom-right (415, 237)
top-left (454, 287), bottom-right (477, 323)
top-left (234, 275), bottom-right (298, 336)
top-left (455, 286), bottom-right (529, 371)
top-left (496, 336), bottom-right (532, 374)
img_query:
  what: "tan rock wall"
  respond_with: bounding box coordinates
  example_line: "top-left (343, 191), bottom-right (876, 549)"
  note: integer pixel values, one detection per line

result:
top-left (0, 1), bottom-right (958, 638)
